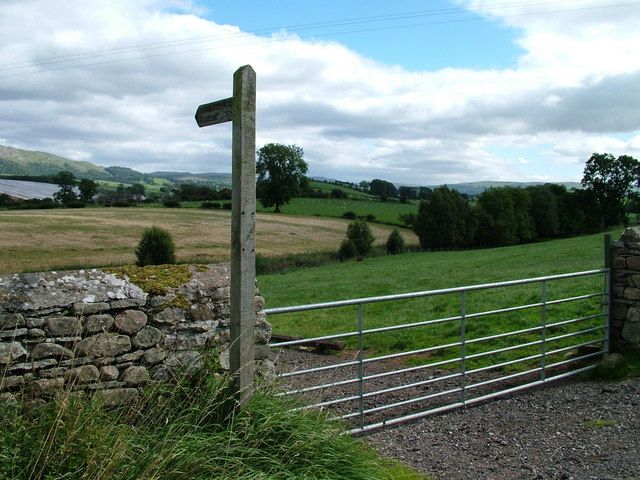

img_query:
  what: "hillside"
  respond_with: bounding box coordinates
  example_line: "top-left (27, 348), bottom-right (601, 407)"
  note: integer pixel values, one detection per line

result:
top-left (0, 145), bottom-right (112, 180)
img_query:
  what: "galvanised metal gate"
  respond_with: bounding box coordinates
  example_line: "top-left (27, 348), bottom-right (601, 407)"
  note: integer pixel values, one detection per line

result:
top-left (266, 267), bottom-right (611, 435)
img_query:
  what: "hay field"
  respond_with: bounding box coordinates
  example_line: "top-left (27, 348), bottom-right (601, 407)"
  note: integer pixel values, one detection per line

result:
top-left (0, 207), bottom-right (416, 273)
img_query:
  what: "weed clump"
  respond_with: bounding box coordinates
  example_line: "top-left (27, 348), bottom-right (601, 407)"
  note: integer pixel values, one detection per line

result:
top-left (135, 226), bottom-right (176, 266)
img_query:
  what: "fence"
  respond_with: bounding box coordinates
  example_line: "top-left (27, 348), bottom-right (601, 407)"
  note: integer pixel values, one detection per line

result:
top-left (266, 268), bottom-right (610, 435)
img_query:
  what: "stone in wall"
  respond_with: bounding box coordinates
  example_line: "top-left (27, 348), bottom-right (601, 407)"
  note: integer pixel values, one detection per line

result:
top-left (0, 263), bottom-right (271, 404)
top-left (611, 227), bottom-right (640, 349)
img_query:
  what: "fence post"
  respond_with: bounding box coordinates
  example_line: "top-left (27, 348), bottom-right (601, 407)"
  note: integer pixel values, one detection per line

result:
top-left (357, 303), bottom-right (365, 428)
top-left (460, 291), bottom-right (467, 405)
top-left (604, 233), bottom-right (612, 353)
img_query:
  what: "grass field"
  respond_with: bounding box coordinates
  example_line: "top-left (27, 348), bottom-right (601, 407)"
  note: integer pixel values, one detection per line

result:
top-left (260, 229), bottom-right (622, 370)
top-left (256, 197), bottom-right (417, 225)
top-left (0, 207), bottom-right (416, 273)
top-left (309, 180), bottom-right (376, 200)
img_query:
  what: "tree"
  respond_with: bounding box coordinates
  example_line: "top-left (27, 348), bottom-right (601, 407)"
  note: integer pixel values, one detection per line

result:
top-left (526, 185), bottom-right (560, 238)
top-left (369, 179), bottom-right (397, 201)
top-left (256, 143), bottom-right (308, 213)
top-left (413, 187), bottom-right (469, 249)
top-left (477, 188), bottom-right (518, 247)
top-left (345, 220), bottom-right (374, 257)
top-left (581, 152), bottom-right (640, 228)
top-left (385, 228), bottom-right (405, 254)
top-left (78, 179), bottom-right (98, 203)
top-left (53, 170), bottom-right (77, 205)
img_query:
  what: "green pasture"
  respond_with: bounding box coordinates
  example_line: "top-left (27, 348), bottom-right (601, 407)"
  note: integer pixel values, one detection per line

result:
top-left (309, 180), bottom-right (376, 200)
top-left (260, 228), bottom-right (622, 371)
top-left (256, 197), bottom-right (417, 225)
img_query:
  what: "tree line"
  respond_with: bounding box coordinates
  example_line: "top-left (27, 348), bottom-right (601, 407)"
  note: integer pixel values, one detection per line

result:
top-left (407, 153), bottom-right (640, 249)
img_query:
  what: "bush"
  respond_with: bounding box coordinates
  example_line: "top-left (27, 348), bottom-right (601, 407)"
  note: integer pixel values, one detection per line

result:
top-left (65, 200), bottom-right (87, 208)
top-left (338, 238), bottom-right (358, 260)
top-left (163, 198), bottom-right (181, 208)
top-left (365, 214), bottom-right (376, 222)
top-left (385, 229), bottom-right (405, 254)
top-left (135, 226), bottom-right (176, 266)
top-left (342, 211), bottom-right (356, 220)
top-left (111, 200), bottom-right (133, 207)
top-left (222, 202), bottom-right (232, 210)
top-left (345, 220), bottom-right (374, 257)
top-left (200, 201), bottom-right (221, 209)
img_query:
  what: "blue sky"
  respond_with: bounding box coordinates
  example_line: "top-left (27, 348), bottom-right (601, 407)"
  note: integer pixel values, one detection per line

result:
top-left (0, 0), bottom-right (639, 185)
top-left (202, 0), bottom-right (524, 71)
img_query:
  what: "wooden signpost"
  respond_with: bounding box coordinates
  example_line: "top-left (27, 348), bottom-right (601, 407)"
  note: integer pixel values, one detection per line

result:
top-left (195, 65), bottom-right (256, 408)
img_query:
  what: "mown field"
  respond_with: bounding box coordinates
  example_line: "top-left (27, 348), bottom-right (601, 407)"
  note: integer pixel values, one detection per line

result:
top-left (260, 228), bottom-right (622, 370)
top-left (256, 197), bottom-right (417, 225)
top-left (0, 207), bottom-right (416, 273)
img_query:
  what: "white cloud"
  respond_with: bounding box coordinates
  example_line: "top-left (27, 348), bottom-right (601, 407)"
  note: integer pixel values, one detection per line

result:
top-left (0, 0), bottom-right (639, 185)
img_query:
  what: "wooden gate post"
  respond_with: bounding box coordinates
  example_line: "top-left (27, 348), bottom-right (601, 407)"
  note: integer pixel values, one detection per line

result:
top-left (195, 65), bottom-right (256, 408)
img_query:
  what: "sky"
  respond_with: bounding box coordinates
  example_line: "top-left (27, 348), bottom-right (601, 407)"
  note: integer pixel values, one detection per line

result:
top-left (1, 0), bottom-right (639, 186)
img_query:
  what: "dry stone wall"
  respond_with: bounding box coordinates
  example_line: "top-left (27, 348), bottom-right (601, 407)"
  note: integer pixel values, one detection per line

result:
top-left (0, 263), bottom-right (271, 404)
top-left (611, 227), bottom-right (640, 349)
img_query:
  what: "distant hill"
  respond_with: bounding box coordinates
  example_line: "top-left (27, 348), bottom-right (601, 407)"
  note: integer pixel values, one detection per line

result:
top-left (0, 145), bottom-right (112, 180)
top-left (428, 181), bottom-right (582, 196)
top-left (150, 171), bottom-right (232, 185)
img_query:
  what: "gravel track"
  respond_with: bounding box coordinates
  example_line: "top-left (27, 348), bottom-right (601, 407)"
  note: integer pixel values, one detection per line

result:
top-left (272, 348), bottom-right (640, 480)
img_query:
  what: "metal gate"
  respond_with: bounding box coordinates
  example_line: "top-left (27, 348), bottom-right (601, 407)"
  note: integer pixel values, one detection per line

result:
top-left (266, 267), bottom-right (610, 435)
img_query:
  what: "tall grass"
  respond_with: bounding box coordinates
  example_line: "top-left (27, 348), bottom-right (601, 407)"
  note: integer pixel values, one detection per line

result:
top-left (0, 359), bottom-right (425, 480)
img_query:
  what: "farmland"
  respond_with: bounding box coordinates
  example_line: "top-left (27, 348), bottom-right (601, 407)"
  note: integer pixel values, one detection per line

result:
top-left (256, 197), bottom-right (416, 225)
top-left (0, 207), bottom-right (416, 273)
top-left (260, 228), bottom-right (621, 368)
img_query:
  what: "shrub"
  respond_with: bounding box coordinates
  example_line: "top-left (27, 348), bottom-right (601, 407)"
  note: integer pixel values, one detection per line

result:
top-left (342, 211), bottom-right (356, 220)
top-left (64, 200), bottom-right (87, 208)
top-left (135, 226), bottom-right (176, 266)
top-left (163, 198), bottom-right (181, 208)
top-left (345, 220), bottom-right (374, 257)
top-left (385, 228), bottom-right (405, 254)
top-left (365, 214), bottom-right (376, 222)
top-left (338, 238), bottom-right (358, 260)
top-left (222, 202), bottom-right (232, 210)
top-left (111, 200), bottom-right (133, 207)
top-left (200, 201), bottom-right (221, 209)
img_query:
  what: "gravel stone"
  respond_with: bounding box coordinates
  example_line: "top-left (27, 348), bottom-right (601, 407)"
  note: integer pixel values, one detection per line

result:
top-left (273, 349), bottom-right (640, 480)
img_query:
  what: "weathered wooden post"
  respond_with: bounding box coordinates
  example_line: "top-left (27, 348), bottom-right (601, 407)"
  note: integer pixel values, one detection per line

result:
top-left (195, 65), bottom-right (256, 408)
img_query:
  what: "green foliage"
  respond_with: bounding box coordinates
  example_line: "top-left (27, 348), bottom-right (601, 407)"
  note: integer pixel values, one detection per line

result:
top-left (110, 264), bottom-right (194, 295)
top-left (582, 152), bottom-right (640, 228)
top-left (256, 250), bottom-right (340, 274)
top-left (53, 170), bottom-right (78, 205)
top-left (385, 228), bottom-right (405, 254)
top-left (163, 197), bottom-right (181, 208)
top-left (369, 178), bottom-right (397, 201)
top-left (201, 201), bottom-right (221, 209)
top-left (339, 238), bottom-right (358, 260)
top-left (527, 185), bottom-right (560, 238)
top-left (342, 210), bottom-right (357, 219)
top-left (134, 226), bottom-right (176, 266)
top-left (414, 187), bottom-right (469, 249)
top-left (0, 361), bottom-right (419, 480)
top-left (345, 220), bottom-right (375, 257)
top-left (78, 178), bottom-right (98, 202)
top-left (256, 143), bottom-right (309, 213)
top-left (477, 188), bottom-right (518, 246)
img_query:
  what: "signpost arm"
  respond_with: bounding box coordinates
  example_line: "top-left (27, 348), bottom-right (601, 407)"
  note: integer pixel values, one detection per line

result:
top-left (229, 65), bottom-right (256, 408)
